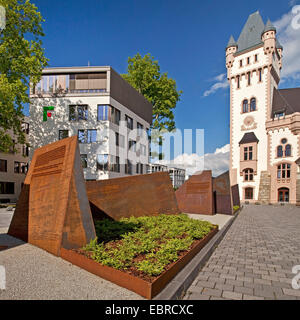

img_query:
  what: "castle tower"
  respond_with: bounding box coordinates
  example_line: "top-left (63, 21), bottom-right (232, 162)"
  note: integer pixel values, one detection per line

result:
top-left (226, 11), bottom-right (282, 202)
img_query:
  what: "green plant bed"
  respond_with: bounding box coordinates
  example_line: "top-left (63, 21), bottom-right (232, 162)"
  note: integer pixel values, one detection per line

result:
top-left (79, 214), bottom-right (215, 281)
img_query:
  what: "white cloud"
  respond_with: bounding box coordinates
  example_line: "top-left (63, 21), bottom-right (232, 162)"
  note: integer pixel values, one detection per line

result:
top-left (158, 144), bottom-right (230, 178)
top-left (203, 74), bottom-right (229, 97)
top-left (274, 6), bottom-right (300, 81)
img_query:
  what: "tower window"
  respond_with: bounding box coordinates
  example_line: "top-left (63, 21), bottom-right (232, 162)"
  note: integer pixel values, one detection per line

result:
top-left (240, 60), bottom-right (243, 67)
top-left (243, 100), bottom-right (248, 113)
top-left (277, 163), bottom-right (291, 179)
top-left (247, 57), bottom-right (250, 65)
top-left (285, 144), bottom-right (292, 157)
top-left (250, 98), bottom-right (256, 112)
top-left (259, 69), bottom-right (262, 82)
top-left (244, 168), bottom-right (254, 181)
top-left (255, 54), bottom-right (258, 62)
top-left (245, 187), bottom-right (254, 200)
top-left (244, 146), bottom-right (253, 161)
top-left (247, 72), bottom-right (251, 85)
top-left (237, 76), bottom-right (240, 89)
top-left (277, 145), bottom-right (283, 158)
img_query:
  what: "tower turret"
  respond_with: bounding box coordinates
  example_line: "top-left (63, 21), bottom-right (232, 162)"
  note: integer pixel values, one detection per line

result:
top-left (226, 35), bottom-right (237, 75)
top-left (276, 39), bottom-right (283, 69)
top-left (261, 19), bottom-right (276, 55)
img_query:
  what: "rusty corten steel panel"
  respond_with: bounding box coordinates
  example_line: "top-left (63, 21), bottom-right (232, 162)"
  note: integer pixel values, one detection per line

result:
top-left (86, 172), bottom-right (180, 221)
top-left (175, 171), bottom-right (214, 215)
top-left (213, 171), bottom-right (233, 215)
top-left (231, 184), bottom-right (240, 208)
top-left (8, 136), bottom-right (96, 256)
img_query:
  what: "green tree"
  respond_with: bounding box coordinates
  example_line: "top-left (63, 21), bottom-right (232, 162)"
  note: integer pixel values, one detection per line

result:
top-left (0, 0), bottom-right (48, 152)
top-left (122, 53), bottom-right (182, 132)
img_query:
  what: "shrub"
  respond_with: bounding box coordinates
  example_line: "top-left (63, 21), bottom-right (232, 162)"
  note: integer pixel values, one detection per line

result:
top-left (82, 214), bottom-right (215, 277)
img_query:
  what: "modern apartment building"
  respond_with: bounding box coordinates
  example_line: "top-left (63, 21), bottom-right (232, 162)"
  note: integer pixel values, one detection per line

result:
top-left (146, 163), bottom-right (186, 189)
top-left (29, 66), bottom-right (153, 180)
top-left (0, 119), bottom-right (30, 203)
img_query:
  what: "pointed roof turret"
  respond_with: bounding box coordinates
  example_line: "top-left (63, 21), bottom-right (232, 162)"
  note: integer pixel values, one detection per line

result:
top-left (226, 35), bottom-right (237, 49)
top-left (262, 19), bottom-right (276, 34)
top-left (276, 39), bottom-right (283, 50)
top-left (236, 11), bottom-right (265, 53)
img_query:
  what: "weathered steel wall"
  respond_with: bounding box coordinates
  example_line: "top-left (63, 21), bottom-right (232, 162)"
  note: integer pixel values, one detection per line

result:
top-left (213, 171), bottom-right (233, 215)
top-left (8, 136), bottom-right (96, 256)
top-left (86, 172), bottom-right (180, 221)
top-left (231, 184), bottom-right (240, 208)
top-left (175, 171), bottom-right (214, 215)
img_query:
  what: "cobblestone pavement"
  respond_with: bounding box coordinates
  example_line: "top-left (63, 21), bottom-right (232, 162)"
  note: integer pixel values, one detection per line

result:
top-left (183, 205), bottom-right (300, 300)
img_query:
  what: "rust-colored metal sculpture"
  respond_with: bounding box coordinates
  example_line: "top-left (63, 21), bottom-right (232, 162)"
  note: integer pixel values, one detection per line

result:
top-left (213, 171), bottom-right (240, 215)
top-left (8, 136), bottom-right (96, 256)
top-left (175, 171), bottom-right (215, 215)
top-left (176, 170), bottom-right (240, 215)
top-left (86, 172), bottom-right (180, 221)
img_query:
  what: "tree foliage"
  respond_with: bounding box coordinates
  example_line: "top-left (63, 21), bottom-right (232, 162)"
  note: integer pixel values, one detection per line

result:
top-left (122, 53), bottom-right (182, 132)
top-left (0, 0), bottom-right (48, 152)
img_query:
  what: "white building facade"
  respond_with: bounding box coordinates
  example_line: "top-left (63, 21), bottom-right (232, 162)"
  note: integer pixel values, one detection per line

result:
top-left (227, 11), bottom-right (300, 204)
top-left (29, 67), bottom-right (152, 180)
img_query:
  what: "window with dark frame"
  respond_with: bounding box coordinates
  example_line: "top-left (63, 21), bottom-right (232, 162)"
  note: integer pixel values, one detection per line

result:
top-left (0, 160), bottom-right (7, 172)
top-left (244, 168), bottom-right (254, 181)
top-left (77, 129), bottom-right (97, 143)
top-left (245, 187), bottom-right (253, 200)
top-left (0, 182), bottom-right (15, 195)
top-left (14, 162), bottom-right (28, 174)
top-left (59, 130), bottom-right (69, 140)
top-left (69, 105), bottom-right (88, 121)
top-left (277, 163), bottom-right (291, 179)
top-left (243, 100), bottom-right (248, 113)
top-left (285, 144), bottom-right (292, 157)
top-left (125, 115), bottom-right (133, 130)
top-left (244, 147), bottom-right (253, 161)
top-left (250, 98), bottom-right (256, 112)
top-left (80, 154), bottom-right (88, 168)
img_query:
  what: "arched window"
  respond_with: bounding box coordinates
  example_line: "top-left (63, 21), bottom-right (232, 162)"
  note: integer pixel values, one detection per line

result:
top-left (250, 98), bottom-right (256, 112)
top-left (277, 163), bottom-right (291, 179)
top-left (243, 100), bottom-right (248, 113)
top-left (245, 187), bottom-right (253, 200)
top-left (277, 146), bottom-right (283, 158)
top-left (244, 168), bottom-right (254, 181)
top-left (285, 144), bottom-right (291, 157)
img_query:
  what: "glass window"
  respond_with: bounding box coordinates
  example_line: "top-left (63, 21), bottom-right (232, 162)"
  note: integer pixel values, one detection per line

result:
top-left (97, 154), bottom-right (109, 171)
top-left (0, 182), bottom-right (15, 195)
top-left (137, 122), bottom-right (144, 136)
top-left (21, 122), bottom-right (29, 134)
top-left (259, 69), bottom-right (262, 82)
top-left (237, 76), bottom-right (240, 89)
top-left (250, 98), bottom-right (256, 112)
top-left (97, 105), bottom-right (109, 121)
top-left (111, 107), bottom-right (121, 125)
top-left (0, 160), bottom-right (7, 172)
top-left (240, 60), bottom-right (243, 67)
top-left (243, 100), bottom-right (248, 113)
top-left (59, 130), bottom-right (69, 140)
top-left (129, 140), bottom-right (136, 152)
top-left (87, 129), bottom-right (97, 143)
top-left (125, 115), bottom-right (133, 130)
top-left (248, 72), bottom-right (251, 85)
top-left (69, 105), bottom-right (88, 121)
top-left (244, 169), bottom-right (254, 181)
top-left (285, 145), bottom-right (291, 157)
top-left (78, 130), bottom-right (87, 143)
top-left (245, 188), bottom-right (253, 200)
top-left (80, 154), bottom-right (87, 168)
top-left (125, 159), bottom-right (132, 175)
top-left (244, 147), bottom-right (248, 161)
top-left (277, 164), bottom-right (291, 179)
top-left (277, 146), bottom-right (283, 158)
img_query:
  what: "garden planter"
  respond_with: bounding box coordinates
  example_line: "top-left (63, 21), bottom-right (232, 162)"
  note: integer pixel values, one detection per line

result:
top-left (60, 226), bottom-right (218, 299)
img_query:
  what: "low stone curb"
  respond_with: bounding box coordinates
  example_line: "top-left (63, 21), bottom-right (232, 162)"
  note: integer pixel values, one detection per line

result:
top-left (154, 208), bottom-right (242, 300)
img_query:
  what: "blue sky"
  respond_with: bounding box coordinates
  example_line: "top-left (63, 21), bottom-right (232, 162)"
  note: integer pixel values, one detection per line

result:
top-left (29, 0), bottom-right (300, 158)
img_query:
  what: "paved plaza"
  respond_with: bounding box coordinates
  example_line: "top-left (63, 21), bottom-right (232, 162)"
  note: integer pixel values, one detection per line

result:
top-left (184, 205), bottom-right (300, 300)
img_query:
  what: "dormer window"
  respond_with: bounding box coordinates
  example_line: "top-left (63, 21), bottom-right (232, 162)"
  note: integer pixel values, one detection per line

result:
top-left (274, 112), bottom-right (285, 119)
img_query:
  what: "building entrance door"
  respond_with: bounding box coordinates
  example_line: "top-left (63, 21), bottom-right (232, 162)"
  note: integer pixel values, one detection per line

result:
top-left (278, 188), bottom-right (289, 203)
